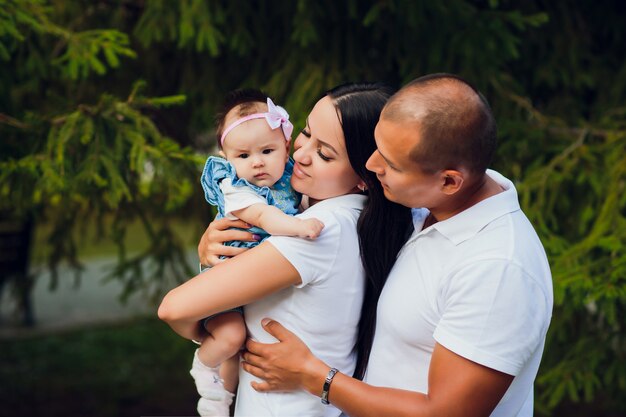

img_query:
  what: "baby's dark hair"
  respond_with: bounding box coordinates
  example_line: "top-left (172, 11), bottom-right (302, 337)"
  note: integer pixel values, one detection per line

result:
top-left (215, 88), bottom-right (269, 149)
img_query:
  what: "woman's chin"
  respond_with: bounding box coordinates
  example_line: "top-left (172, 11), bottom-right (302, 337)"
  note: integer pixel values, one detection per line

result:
top-left (290, 176), bottom-right (307, 193)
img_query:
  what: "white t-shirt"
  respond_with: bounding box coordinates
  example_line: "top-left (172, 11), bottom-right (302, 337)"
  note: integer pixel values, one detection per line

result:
top-left (235, 193), bottom-right (367, 417)
top-left (364, 170), bottom-right (553, 417)
top-left (220, 178), bottom-right (267, 220)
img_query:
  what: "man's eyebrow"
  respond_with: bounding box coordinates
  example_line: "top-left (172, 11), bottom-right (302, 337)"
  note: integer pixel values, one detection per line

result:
top-left (378, 148), bottom-right (398, 169)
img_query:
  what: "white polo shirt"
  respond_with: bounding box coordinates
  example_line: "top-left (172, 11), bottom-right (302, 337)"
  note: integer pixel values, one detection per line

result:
top-left (235, 193), bottom-right (367, 417)
top-left (364, 170), bottom-right (553, 417)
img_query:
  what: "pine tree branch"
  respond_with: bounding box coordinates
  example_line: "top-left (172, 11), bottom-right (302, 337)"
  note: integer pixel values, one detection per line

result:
top-left (0, 113), bottom-right (29, 129)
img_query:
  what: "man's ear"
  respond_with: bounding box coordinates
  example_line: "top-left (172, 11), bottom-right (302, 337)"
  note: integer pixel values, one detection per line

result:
top-left (218, 150), bottom-right (226, 158)
top-left (441, 169), bottom-right (464, 195)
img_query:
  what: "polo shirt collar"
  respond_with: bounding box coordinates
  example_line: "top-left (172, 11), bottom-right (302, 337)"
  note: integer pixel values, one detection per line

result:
top-left (413, 170), bottom-right (521, 245)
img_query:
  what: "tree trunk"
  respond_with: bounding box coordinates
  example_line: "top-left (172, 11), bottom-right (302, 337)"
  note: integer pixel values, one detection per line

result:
top-left (0, 215), bottom-right (35, 326)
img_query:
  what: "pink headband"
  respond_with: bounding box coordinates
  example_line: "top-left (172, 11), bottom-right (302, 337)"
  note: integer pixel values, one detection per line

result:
top-left (220, 98), bottom-right (293, 147)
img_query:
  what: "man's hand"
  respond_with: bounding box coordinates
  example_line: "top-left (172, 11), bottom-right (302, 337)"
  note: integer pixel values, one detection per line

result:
top-left (241, 321), bottom-right (514, 417)
top-left (242, 319), bottom-right (327, 393)
top-left (198, 218), bottom-right (259, 266)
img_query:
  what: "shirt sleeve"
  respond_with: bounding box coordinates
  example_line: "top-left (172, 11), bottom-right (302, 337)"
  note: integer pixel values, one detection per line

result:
top-left (433, 260), bottom-right (551, 376)
top-left (266, 209), bottom-right (341, 288)
top-left (220, 178), bottom-right (268, 220)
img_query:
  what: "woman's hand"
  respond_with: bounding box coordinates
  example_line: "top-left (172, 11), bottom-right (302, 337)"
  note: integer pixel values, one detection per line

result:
top-left (198, 218), bottom-right (259, 266)
top-left (242, 319), bottom-right (329, 394)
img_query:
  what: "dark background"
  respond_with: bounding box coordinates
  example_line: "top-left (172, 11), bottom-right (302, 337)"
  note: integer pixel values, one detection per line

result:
top-left (1, 1), bottom-right (625, 416)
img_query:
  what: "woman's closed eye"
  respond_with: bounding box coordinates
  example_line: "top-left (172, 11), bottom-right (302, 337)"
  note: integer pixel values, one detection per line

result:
top-left (317, 147), bottom-right (331, 161)
top-left (301, 128), bottom-right (311, 138)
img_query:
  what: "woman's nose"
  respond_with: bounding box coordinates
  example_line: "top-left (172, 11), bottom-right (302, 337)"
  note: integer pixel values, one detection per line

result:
top-left (293, 145), bottom-right (311, 165)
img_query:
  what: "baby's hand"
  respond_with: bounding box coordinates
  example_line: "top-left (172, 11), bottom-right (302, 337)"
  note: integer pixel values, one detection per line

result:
top-left (298, 218), bottom-right (325, 239)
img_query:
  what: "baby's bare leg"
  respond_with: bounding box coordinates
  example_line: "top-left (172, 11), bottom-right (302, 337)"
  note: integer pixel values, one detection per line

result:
top-left (198, 312), bottom-right (246, 368)
top-left (220, 354), bottom-right (240, 394)
top-left (191, 312), bottom-right (246, 416)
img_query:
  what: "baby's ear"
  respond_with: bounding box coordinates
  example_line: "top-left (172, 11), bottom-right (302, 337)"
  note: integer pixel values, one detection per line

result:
top-left (218, 150), bottom-right (226, 158)
top-left (285, 140), bottom-right (291, 159)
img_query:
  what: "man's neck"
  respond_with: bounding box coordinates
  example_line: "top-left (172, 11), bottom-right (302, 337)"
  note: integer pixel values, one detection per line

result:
top-left (425, 174), bottom-right (504, 227)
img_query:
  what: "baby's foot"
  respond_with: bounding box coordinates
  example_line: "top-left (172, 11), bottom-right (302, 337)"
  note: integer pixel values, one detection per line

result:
top-left (190, 349), bottom-right (234, 416)
top-left (197, 395), bottom-right (232, 417)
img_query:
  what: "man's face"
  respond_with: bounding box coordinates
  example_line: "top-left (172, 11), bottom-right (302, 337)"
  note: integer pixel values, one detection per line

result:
top-left (366, 118), bottom-right (442, 209)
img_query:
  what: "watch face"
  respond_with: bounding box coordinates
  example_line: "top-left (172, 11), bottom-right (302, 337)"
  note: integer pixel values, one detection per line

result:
top-left (321, 368), bottom-right (339, 404)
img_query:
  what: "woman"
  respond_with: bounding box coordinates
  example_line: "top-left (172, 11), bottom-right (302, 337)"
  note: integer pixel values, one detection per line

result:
top-left (159, 83), bottom-right (412, 416)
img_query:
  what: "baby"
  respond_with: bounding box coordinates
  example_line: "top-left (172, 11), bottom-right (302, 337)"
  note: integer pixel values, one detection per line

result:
top-left (191, 89), bottom-right (324, 416)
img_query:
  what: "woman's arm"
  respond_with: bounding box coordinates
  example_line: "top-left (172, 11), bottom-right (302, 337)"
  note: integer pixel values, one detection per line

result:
top-left (158, 242), bottom-right (300, 340)
top-left (242, 320), bottom-right (513, 417)
top-left (233, 204), bottom-right (324, 239)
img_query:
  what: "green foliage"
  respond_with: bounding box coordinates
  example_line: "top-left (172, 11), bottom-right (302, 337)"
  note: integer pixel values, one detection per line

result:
top-left (506, 107), bottom-right (626, 415)
top-left (0, 0), bottom-right (49, 59)
top-left (1, 1), bottom-right (624, 415)
top-left (0, 2), bottom-right (202, 300)
top-left (0, 0), bottom-right (135, 78)
top-left (53, 29), bottom-right (136, 79)
top-left (135, 0), bottom-right (226, 54)
top-left (0, 318), bottom-right (198, 416)
top-left (1, 80), bottom-right (201, 296)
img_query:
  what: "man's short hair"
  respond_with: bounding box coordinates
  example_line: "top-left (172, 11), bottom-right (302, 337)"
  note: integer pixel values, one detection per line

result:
top-left (382, 73), bottom-right (497, 175)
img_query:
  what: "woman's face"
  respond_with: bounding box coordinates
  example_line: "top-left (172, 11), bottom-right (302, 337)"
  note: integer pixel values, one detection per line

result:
top-left (290, 96), bottom-right (362, 202)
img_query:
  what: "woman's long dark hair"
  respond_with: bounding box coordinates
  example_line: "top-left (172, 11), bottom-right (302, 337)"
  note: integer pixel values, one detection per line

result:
top-left (326, 83), bottom-right (413, 380)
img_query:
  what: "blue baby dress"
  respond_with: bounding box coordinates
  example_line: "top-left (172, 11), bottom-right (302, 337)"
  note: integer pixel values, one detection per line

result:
top-left (200, 156), bottom-right (301, 250)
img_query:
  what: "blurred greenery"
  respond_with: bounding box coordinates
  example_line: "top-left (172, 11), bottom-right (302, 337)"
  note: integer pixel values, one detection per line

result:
top-left (0, 0), bottom-right (624, 416)
top-left (30, 214), bottom-right (201, 263)
top-left (0, 318), bottom-right (198, 417)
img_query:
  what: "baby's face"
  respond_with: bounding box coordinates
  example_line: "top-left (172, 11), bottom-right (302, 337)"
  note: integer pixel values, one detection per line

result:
top-left (221, 118), bottom-right (290, 187)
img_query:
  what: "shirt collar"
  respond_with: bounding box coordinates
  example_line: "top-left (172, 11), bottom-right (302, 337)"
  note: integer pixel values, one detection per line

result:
top-left (412, 170), bottom-right (521, 245)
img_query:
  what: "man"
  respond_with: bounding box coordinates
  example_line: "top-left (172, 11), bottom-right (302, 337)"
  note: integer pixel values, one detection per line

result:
top-left (207, 74), bottom-right (553, 416)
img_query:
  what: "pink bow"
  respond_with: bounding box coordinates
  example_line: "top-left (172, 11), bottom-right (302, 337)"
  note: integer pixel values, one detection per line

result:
top-left (264, 98), bottom-right (293, 140)
top-left (220, 97), bottom-right (293, 146)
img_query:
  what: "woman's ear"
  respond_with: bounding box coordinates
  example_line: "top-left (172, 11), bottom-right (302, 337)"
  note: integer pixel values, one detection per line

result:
top-left (357, 181), bottom-right (368, 193)
top-left (441, 170), bottom-right (464, 195)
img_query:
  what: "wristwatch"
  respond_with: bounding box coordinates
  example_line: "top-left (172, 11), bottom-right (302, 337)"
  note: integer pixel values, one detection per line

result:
top-left (321, 367), bottom-right (339, 405)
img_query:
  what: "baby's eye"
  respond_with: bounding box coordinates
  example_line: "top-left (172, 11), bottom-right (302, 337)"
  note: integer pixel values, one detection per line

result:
top-left (262, 149), bottom-right (274, 154)
top-left (317, 147), bottom-right (331, 162)
top-left (300, 128), bottom-right (311, 138)
top-left (238, 153), bottom-right (249, 159)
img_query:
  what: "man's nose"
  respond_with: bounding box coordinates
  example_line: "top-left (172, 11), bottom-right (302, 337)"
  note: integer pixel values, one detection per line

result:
top-left (365, 151), bottom-right (381, 173)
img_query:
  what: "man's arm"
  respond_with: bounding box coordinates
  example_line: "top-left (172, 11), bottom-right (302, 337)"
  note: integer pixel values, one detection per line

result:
top-left (243, 320), bottom-right (513, 417)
